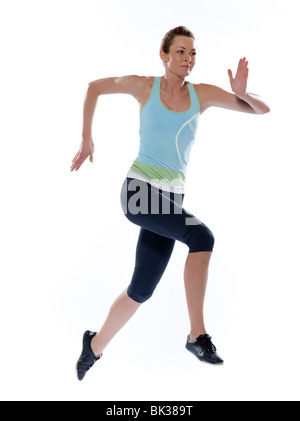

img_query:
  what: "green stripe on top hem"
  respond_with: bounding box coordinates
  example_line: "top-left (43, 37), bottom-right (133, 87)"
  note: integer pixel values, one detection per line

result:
top-left (129, 161), bottom-right (185, 187)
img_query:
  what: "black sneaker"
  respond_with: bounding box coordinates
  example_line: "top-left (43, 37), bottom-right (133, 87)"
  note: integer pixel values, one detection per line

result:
top-left (76, 330), bottom-right (102, 380)
top-left (185, 334), bottom-right (224, 365)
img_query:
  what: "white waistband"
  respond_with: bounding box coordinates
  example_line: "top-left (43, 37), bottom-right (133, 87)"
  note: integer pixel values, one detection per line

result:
top-left (126, 171), bottom-right (185, 194)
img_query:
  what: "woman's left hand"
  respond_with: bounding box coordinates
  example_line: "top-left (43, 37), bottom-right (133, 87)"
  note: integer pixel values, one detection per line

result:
top-left (228, 57), bottom-right (248, 99)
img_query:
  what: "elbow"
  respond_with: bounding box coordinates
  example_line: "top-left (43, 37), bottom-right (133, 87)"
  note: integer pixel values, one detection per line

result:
top-left (263, 104), bottom-right (271, 114)
top-left (87, 81), bottom-right (101, 97)
top-left (264, 107), bottom-right (271, 114)
top-left (87, 81), bottom-right (97, 91)
top-left (256, 105), bottom-right (270, 115)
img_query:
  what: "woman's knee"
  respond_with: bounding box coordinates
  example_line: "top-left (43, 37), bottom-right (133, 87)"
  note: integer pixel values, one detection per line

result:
top-left (186, 223), bottom-right (215, 253)
top-left (127, 285), bottom-right (154, 303)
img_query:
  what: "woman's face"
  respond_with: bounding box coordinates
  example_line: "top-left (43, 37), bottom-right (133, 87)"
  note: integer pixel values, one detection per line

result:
top-left (161, 36), bottom-right (197, 77)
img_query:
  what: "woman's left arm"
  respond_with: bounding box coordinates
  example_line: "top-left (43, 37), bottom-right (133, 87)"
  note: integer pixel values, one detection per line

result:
top-left (196, 57), bottom-right (270, 115)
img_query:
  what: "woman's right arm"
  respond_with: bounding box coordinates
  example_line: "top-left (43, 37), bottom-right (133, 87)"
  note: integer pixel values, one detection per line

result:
top-left (70, 75), bottom-right (150, 171)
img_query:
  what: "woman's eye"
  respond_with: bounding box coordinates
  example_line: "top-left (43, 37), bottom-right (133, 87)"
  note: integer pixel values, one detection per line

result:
top-left (177, 50), bottom-right (196, 56)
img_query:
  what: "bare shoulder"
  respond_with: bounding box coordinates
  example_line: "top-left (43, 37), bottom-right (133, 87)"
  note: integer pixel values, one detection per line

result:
top-left (191, 83), bottom-right (217, 113)
top-left (125, 75), bottom-right (155, 108)
top-left (88, 74), bottom-right (154, 108)
top-left (115, 75), bottom-right (154, 90)
top-left (192, 82), bottom-right (213, 92)
top-left (192, 82), bottom-right (239, 113)
top-left (130, 75), bottom-right (154, 87)
top-left (88, 75), bottom-right (153, 95)
top-left (131, 75), bottom-right (154, 90)
top-left (192, 82), bottom-right (217, 100)
top-left (192, 82), bottom-right (256, 114)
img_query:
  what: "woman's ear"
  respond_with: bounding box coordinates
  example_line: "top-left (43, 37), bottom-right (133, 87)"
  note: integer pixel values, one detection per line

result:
top-left (159, 50), bottom-right (168, 63)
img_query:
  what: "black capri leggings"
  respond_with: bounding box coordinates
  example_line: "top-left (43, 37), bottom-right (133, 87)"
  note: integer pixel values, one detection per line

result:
top-left (120, 177), bottom-right (214, 303)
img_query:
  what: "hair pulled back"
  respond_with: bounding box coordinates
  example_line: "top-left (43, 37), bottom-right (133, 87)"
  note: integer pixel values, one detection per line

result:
top-left (160, 26), bottom-right (195, 54)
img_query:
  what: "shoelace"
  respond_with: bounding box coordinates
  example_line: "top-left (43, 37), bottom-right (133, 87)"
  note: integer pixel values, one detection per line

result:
top-left (197, 335), bottom-right (216, 353)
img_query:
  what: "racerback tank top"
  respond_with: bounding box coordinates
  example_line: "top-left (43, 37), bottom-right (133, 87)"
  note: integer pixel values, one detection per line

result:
top-left (127, 76), bottom-right (201, 193)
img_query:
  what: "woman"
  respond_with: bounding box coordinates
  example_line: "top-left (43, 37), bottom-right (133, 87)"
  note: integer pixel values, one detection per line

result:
top-left (71, 26), bottom-right (270, 380)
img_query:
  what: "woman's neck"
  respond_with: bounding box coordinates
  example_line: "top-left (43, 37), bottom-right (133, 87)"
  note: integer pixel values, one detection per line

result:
top-left (161, 71), bottom-right (186, 94)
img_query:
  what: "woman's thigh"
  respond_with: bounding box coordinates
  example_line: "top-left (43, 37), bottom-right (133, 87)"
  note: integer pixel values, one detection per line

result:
top-left (127, 227), bottom-right (175, 303)
top-left (121, 177), bottom-right (214, 253)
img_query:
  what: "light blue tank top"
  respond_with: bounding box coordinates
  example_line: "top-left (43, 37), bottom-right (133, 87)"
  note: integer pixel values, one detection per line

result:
top-left (128, 76), bottom-right (200, 193)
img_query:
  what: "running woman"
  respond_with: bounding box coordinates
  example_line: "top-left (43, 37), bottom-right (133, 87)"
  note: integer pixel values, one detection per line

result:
top-left (71, 26), bottom-right (270, 380)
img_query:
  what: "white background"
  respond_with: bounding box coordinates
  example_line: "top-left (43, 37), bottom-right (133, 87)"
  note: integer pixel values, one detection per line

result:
top-left (1, 0), bottom-right (299, 401)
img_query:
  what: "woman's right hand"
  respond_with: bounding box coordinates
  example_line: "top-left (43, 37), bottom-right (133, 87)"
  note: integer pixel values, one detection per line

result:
top-left (70, 137), bottom-right (94, 171)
